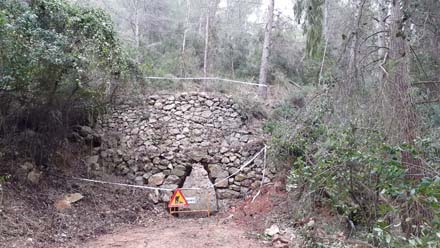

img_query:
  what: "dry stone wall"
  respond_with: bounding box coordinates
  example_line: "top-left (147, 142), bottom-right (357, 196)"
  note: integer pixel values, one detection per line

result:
top-left (95, 92), bottom-right (273, 201)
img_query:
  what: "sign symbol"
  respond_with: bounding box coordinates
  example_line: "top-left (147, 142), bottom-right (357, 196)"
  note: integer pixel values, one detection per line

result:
top-left (168, 189), bottom-right (189, 208)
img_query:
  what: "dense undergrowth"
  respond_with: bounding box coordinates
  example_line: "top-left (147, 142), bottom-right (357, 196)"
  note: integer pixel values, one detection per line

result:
top-left (266, 89), bottom-right (440, 247)
top-left (0, 0), bottom-right (135, 165)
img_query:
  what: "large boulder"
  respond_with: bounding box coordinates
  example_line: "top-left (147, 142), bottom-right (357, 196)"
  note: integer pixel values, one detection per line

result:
top-left (181, 164), bottom-right (218, 214)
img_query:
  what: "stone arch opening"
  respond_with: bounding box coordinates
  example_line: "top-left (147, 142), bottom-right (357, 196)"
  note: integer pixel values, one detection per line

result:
top-left (178, 165), bottom-right (193, 188)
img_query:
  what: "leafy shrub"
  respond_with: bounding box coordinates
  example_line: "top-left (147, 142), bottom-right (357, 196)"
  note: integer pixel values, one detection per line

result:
top-left (0, 0), bottom-right (129, 164)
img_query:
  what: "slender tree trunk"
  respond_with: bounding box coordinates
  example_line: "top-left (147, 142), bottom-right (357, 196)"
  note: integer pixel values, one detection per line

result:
top-left (231, 50), bottom-right (235, 79)
top-left (375, 0), bottom-right (388, 88)
top-left (202, 0), bottom-right (219, 87)
top-left (258, 0), bottom-right (274, 99)
top-left (198, 15), bottom-right (203, 35)
top-left (323, 0), bottom-right (329, 40)
top-left (203, 9), bottom-right (210, 85)
top-left (134, 14), bottom-right (139, 49)
top-left (377, 0), bottom-right (387, 61)
top-left (181, 0), bottom-right (191, 76)
top-left (319, 0), bottom-right (329, 86)
top-left (130, 0), bottom-right (140, 62)
top-left (181, 29), bottom-right (188, 76)
top-left (347, 0), bottom-right (366, 94)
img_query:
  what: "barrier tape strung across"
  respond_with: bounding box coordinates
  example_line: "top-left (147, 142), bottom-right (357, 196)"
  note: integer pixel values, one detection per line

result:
top-left (73, 145), bottom-right (267, 192)
top-left (72, 177), bottom-right (200, 191)
top-left (211, 145), bottom-right (267, 188)
top-left (144, 76), bottom-right (269, 88)
top-left (252, 145), bottom-right (268, 203)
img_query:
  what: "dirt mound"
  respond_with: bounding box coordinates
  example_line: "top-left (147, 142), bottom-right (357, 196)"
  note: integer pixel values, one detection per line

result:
top-left (230, 180), bottom-right (291, 232)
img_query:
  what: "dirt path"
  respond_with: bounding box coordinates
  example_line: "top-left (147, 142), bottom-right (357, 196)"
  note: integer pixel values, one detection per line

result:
top-left (84, 217), bottom-right (268, 248)
top-left (1, 170), bottom-right (288, 248)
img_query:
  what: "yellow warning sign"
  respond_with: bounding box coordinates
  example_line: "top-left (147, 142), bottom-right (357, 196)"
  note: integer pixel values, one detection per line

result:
top-left (168, 189), bottom-right (189, 208)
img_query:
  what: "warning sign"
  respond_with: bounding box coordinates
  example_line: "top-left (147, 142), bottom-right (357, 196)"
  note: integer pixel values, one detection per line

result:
top-left (168, 189), bottom-right (189, 208)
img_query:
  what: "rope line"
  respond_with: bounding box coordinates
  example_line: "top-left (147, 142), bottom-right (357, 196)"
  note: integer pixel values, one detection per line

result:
top-left (252, 146), bottom-right (267, 202)
top-left (72, 177), bottom-right (199, 191)
top-left (211, 145), bottom-right (267, 188)
top-left (73, 145), bottom-right (267, 192)
top-left (144, 76), bottom-right (269, 87)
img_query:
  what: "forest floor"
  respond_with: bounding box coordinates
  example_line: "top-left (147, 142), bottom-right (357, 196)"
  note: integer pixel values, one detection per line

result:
top-left (0, 159), bottom-right (295, 248)
top-left (84, 217), bottom-right (267, 248)
top-left (83, 184), bottom-right (294, 248)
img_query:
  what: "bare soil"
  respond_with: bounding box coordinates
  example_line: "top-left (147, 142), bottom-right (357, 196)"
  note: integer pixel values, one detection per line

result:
top-left (0, 158), bottom-right (290, 248)
top-left (84, 217), bottom-right (268, 248)
top-left (82, 183), bottom-right (292, 248)
top-left (0, 157), bottom-right (159, 248)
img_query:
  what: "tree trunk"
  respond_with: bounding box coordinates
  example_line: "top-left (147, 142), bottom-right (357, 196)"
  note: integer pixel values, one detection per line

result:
top-left (134, 14), bottom-right (139, 49)
top-left (347, 0), bottom-right (366, 94)
top-left (323, 0), bottom-right (329, 41)
top-left (377, 0), bottom-right (388, 83)
top-left (258, 0), bottom-right (274, 99)
top-left (231, 54), bottom-right (235, 79)
top-left (134, 15), bottom-right (140, 50)
top-left (181, 0), bottom-right (191, 76)
top-left (130, 0), bottom-right (140, 62)
top-left (181, 29), bottom-right (188, 76)
top-left (387, 0), bottom-right (425, 236)
top-left (387, 0), bottom-right (419, 156)
top-left (377, 0), bottom-right (387, 60)
top-left (203, 8), bottom-right (210, 86)
top-left (202, 0), bottom-right (220, 87)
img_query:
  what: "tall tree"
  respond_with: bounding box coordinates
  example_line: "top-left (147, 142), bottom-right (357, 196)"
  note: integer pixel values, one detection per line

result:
top-left (386, 0), bottom-right (425, 236)
top-left (181, 0), bottom-right (191, 76)
top-left (387, 0), bottom-right (419, 166)
top-left (346, 0), bottom-right (367, 94)
top-left (203, 2), bottom-right (210, 82)
top-left (258, 0), bottom-right (275, 98)
top-left (203, 0), bottom-right (220, 85)
top-left (376, 0), bottom-right (388, 83)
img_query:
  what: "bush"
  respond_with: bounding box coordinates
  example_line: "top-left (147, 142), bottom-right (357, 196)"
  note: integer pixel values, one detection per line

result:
top-left (0, 0), bottom-right (128, 165)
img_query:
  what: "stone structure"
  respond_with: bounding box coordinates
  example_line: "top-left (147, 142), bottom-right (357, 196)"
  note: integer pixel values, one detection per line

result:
top-left (93, 92), bottom-right (274, 202)
top-left (182, 164), bottom-right (218, 212)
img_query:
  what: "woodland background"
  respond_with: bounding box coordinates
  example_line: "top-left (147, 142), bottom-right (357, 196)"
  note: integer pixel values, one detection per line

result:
top-left (0, 0), bottom-right (439, 247)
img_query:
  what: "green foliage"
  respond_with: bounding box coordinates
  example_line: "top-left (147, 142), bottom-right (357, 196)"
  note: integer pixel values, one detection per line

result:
top-left (0, 0), bottom-right (125, 104)
top-left (0, 0), bottom-right (131, 164)
top-left (294, 0), bottom-right (325, 59)
top-left (0, 174), bottom-right (11, 184)
top-left (267, 95), bottom-right (440, 247)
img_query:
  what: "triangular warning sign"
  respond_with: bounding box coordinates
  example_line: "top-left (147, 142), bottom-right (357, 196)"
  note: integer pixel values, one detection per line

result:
top-left (168, 189), bottom-right (189, 208)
